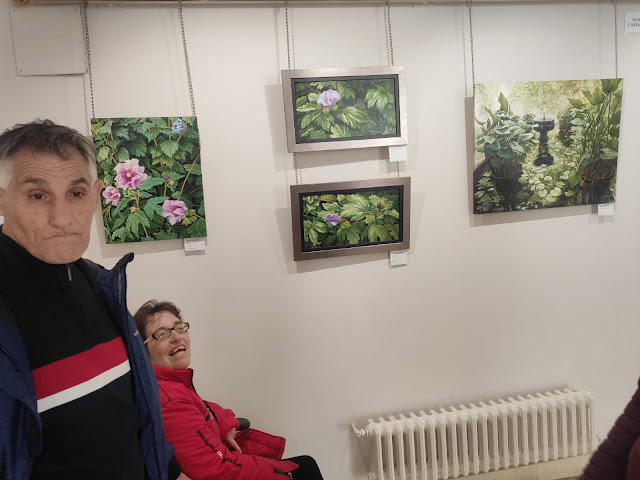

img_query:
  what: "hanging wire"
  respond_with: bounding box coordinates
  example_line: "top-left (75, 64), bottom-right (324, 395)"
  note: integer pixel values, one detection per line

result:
top-left (177, 0), bottom-right (204, 177)
top-left (274, 7), bottom-right (281, 83)
top-left (612, 0), bottom-right (618, 79)
top-left (81, 74), bottom-right (90, 135)
top-left (285, 1), bottom-right (291, 70)
top-left (284, 1), bottom-right (299, 185)
top-left (461, 7), bottom-right (468, 98)
top-left (290, 8), bottom-right (296, 69)
top-left (466, 0), bottom-right (475, 94)
top-left (282, 1), bottom-right (297, 70)
top-left (178, 0), bottom-right (197, 117)
top-left (82, 0), bottom-right (95, 120)
top-left (384, 1), bottom-right (400, 177)
top-left (80, 2), bottom-right (91, 134)
top-left (383, 4), bottom-right (391, 67)
top-left (386, 0), bottom-right (395, 67)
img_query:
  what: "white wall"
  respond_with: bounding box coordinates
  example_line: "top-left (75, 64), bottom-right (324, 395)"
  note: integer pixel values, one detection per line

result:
top-left (2, 2), bottom-right (640, 478)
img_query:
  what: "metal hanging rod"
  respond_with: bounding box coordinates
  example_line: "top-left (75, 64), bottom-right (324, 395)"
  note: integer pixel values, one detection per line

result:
top-left (27, 0), bottom-right (639, 7)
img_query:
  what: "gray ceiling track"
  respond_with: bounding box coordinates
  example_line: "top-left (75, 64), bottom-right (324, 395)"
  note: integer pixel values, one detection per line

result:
top-left (27, 0), bottom-right (638, 7)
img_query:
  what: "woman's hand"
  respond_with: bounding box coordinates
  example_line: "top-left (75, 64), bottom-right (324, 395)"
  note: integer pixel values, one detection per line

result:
top-left (226, 427), bottom-right (242, 453)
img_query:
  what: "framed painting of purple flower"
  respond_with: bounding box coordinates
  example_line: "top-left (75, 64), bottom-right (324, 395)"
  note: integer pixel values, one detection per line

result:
top-left (282, 66), bottom-right (408, 153)
top-left (91, 116), bottom-right (207, 243)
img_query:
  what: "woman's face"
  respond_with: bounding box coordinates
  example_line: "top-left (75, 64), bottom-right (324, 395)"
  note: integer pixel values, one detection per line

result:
top-left (145, 311), bottom-right (191, 370)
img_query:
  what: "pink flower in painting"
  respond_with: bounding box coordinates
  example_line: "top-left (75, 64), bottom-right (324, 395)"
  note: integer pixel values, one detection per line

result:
top-left (317, 89), bottom-right (341, 108)
top-left (102, 186), bottom-right (120, 206)
top-left (162, 199), bottom-right (187, 225)
top-left (114, 158), bottom-right (147, 190)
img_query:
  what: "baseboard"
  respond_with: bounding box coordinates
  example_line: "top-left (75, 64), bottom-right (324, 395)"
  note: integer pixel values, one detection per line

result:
top-left (463, 455), bottom-right (589, 480)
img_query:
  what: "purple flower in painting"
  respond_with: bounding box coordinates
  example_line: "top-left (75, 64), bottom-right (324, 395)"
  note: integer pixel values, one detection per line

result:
top-left (102, 186), bottom-right (120, 206)
top-left (172, 119), bottom-right (187, 135)
top-left (162, 199), bottom-right (187, 225)
top-left (114, 158), bottom-right (147, 190)
top-left (325, 213), bottom-right (341, 226)
top-left (164, 176), bottom-right (170, 181)
top-left (317, 89), bottom-right (341, 108)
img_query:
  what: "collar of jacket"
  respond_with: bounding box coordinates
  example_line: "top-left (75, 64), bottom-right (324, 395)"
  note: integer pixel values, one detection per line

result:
top-left (153, 365), bottom-right (195, 390)
top-left (92, 252), bottom-right (134, 332)
top-left (0, 225), bottom-right (81, 285)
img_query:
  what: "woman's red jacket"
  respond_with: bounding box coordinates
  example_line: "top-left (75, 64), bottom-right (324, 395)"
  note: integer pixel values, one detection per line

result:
top-left (153, 366), bottom-right (298, 480)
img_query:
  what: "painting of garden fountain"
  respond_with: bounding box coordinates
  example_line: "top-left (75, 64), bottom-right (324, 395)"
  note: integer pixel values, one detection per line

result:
top-left (473, 78), bottom-right (623, 214)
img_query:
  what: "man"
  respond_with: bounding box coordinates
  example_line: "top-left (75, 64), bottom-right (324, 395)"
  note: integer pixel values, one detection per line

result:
top-left (0, 119), bottom-right (189, 480)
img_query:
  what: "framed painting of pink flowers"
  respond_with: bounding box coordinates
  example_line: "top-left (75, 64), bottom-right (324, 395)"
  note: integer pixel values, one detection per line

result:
top-left (91, 116), bottom-right (207, 243)
top-left (290, 177), bottom-right (410, 261)
top-left (281, 66), bottom-right (408, 153)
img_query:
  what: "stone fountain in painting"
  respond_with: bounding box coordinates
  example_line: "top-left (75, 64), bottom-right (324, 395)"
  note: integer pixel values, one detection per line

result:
top-left (533, 117), bottom-right (555, 166)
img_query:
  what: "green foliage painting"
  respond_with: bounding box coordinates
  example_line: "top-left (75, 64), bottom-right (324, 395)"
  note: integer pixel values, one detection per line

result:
top-left (299, 188), bottom-right (402, 251)
top-left (473, 79), bottom-right (623, 213)
top-left (292, 76), bottom-right (399, 143)
top-left (92, 116), bottom-right (207, 243)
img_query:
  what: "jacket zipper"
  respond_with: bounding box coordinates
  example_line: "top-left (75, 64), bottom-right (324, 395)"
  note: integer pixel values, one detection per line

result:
top-left (113, 261), bottom-right (164, 476)
top-left (204, 402), bottom-right (218, 422)
top-left (191, 372), bottom-right (219, 423)
top-left (273, 468), bottom-right (293, 478)
top-left (116, 270), bottom-right (135, 338)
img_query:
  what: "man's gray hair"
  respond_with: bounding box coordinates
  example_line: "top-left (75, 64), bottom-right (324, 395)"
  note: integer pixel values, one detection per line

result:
top-left (0, 119), bottom-right (98, 189)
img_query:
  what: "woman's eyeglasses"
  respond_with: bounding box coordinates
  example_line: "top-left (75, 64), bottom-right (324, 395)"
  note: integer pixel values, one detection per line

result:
top-left (143, 322), bottom-right (190, 344)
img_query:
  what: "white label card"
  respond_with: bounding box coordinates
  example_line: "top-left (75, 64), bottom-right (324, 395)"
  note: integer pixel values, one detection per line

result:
top-left (625, 12), bottom-right (640, 33)
top-left (184, 237), bottom-right (206, 251)
top-left (389, 145), bottom-right (408, 162)
top-left (598, 203), bottom-right (615, 216)
top-left (390, 250), bottom-right (408, 266)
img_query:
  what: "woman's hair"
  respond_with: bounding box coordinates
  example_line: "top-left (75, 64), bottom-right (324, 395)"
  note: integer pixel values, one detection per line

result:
top-left (134, 300), bottom-right (183, 338)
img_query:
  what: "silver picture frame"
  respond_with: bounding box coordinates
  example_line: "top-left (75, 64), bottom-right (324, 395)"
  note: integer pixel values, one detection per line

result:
top-left (282, 66), bottom-right (408, 153)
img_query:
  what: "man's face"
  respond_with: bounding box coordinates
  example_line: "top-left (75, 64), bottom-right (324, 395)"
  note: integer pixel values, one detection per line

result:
top-left (0, 147), bottom-right (102, 264)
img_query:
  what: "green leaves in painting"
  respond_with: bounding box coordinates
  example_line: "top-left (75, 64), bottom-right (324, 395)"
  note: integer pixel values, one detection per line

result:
top-left (294, 78), bottom-right (398, 143)
top-left (300, 190), bottom-right (401, 250)
top-left (474, 79), bottom-right (622, 213)
top-left (475, 93), bottom-right (537, 180)
top-left (93, 116), bottom-right (207, 244)
top-left (568, 78), bottom-right (622, 195)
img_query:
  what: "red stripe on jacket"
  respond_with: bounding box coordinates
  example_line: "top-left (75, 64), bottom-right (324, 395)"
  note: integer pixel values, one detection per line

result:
top-left (32, 337), bottom-right (128, 399)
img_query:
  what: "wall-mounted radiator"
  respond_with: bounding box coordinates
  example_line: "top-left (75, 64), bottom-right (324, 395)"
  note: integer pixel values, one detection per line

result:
top-left (352, 388), bottom-right (595, 480)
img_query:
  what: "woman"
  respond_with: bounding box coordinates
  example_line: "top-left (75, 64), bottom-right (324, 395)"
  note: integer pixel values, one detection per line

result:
top-left (134, 300), bottom-right (324, 480)
top-left (578, 378), bottom-right (640, 480)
